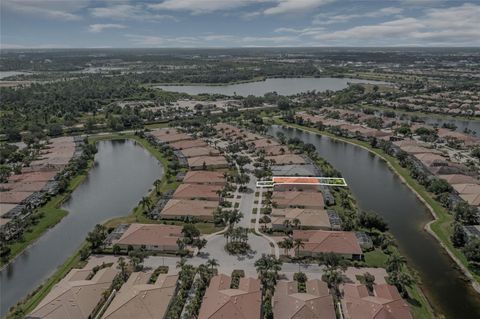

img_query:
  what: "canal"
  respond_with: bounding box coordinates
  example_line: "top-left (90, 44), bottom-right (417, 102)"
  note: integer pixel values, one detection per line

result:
top-left (0, 139), bottom-right (163, 317)
top-left (269, 125), bottom-right (480, 319)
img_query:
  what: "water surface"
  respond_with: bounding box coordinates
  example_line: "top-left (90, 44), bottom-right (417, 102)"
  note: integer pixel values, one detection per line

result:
top-left (0, 139), bottom-right (163, 316)
top-left (156, 77), bottom-right (389, 96)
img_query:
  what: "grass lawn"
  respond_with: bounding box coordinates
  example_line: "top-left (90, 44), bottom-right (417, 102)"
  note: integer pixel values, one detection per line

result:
top-left (364, 249), bottom-right (389, 268)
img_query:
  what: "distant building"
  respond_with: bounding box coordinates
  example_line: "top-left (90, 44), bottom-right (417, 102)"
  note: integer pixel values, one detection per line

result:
top-left (172, 184), bottom-right (222, 201)
top-left (182, 170), bottom-right (226, 186)
top-left (187, 156), bottom-right (229, 170)
top-left (272, 191), bottom-right (325, 209)
top-left (160, 199), bottom-right (218, 221)
top-left (271, 208), bottom-right (331, 230)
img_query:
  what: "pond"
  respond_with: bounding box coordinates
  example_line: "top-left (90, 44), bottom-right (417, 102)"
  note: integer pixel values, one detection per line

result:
top-left (155, 77), bottom-right (390, 96)
top-left (0, 139), bottom-right (163, 317)
top-left (269, 125), bottom-right (480, 319)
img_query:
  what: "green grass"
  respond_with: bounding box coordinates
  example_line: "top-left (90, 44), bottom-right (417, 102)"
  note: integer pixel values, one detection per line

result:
top-left (364, 249), bottom-right (389, 268)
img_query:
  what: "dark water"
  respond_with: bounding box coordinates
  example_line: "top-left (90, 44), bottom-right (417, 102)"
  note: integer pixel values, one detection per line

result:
top-left (269, 125), bottom-right (480, 319)
top-left (156, 77), bottom-right (389, 96)
top-left (0, 140), bottom-right (163, 317)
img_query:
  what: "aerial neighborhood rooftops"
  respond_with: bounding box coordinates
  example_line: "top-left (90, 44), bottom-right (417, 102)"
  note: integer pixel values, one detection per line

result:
top-left (271, 208), bottom-right (331, 230)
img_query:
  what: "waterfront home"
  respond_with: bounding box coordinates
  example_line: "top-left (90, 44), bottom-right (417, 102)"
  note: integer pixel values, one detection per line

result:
top-left (169, 138), bottom-right (207, 150)
top-left (172, 183), bottom-right (223, 201)
top-left (27, 262), bottom-right (118, 319)
top-left (292, 230), bottom-right (363, 259)
top-left (110, 223), bottom-right (183, 252)
top-left (198, 274), bottom-right (262, 319)
top-left (273, 279), bottom-right (336, 319)
top-left (266, 154), bottom-right (306, 165)
top-left (182, 171), bottom-right (226, 186)
top-left (187, 156), bottom-right (229, 170)
top-left (272, 191), bottom-right (325, 209)
top-left (271, 208), bottom-right (331, 230)
top-left (341, 283), bottom-right (413, 319)
top-left (160, 199), bottom-right (218, 221)
top-left (101, 271), bottom-right (178, 319)
top-left (181, 146), bottom-right (220, 158)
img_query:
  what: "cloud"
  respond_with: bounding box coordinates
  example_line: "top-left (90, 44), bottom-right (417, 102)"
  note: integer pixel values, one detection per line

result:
top-left (310, 3), bottom-right (480, 45)
top-left (264, 0), bottom-right (333, 15)
top-left (3, 0), bottom-right (88, 20)
top-left (313, 7), bottom-right (403, 25)
top-left (89, 24), bottom-right (127, 33)
top-left (148, 0), bottom-right (262, 14)
top-left (125, 32), bottom-right (299, 47)
top-left (90, 4), bottom-right (177, 22)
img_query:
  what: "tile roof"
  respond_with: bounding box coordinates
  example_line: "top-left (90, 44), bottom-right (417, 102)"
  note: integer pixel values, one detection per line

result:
top-left (273, 279), bottom-right (335, 319)
top-left (28, 265), bottom-right (118, 319)
top-left (198, 274), bottom-right (262, 319)
top-left (113, 223), bottom-right (183, 248)
top-left (271, 208), bottom-right (330, 229)
top-left (181, 146), bottom-right (220, 158)
top-left (101, 272), bottom-right (178, 319)
top-left (169, 139), bottom-right (208, 150)
top-left (293, 230), bottom-right (363, 255)
top-left (266, 154), bottom-right (306, 165)
top-left (342, 284), bottom-right (412, 319)
top-left (187, 156), bottom-right (228, 169)
top-left (160, 199), bottom-right (218, 219)
top-left (272, 191), bottom-right (325, 209)
top-left (173, 184), bottom-right (222, 201)
top-left (182, 171), bottom-right (226, 185)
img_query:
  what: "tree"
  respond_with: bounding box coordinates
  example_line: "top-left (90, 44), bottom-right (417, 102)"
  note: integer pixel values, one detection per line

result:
top-left (292, 218), bottom-right (301, 229)
top-left (364, 272), bottom-right (376, 293)
top-left (386, 253), bottom-right (407, 273)
top-left (153, 179), bottom-right (162, 194)
top-left (293, 238), bottom-right (305, 257)
top-left (358, 211), bottom-right (388, 232)
top-left (278, 237), bottom-right (294, 255)
top-left (451, 222), bottom-right (467, 247)
top-left (117, 257), bottom-right (128, 280)
top-left (112, 244), bottom-right (121, 255)
top-left (140, 196), bottom-right (153, 212)
top-left (206, 258), bottom-right (219, 271)
top-left (0, 165), bottom-right (11, 183)
top-left (427, 178), bottom-right (452, 195)
top-left (324, 268), bottom-right (344, 297)
top-left (464, 239), bottom-right (480, 263)
top-left (182, 224), bottom-right (201, 244)
top-left (86, 224), bottom-right (107, 250)
top-left (388, 271), bottom-right (414, 297)
top-left (128, 249), bottom-right (145, 271)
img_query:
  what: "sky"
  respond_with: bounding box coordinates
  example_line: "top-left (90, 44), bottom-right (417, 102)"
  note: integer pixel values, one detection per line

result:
top-left (1, 0), bottom-right (479, 48)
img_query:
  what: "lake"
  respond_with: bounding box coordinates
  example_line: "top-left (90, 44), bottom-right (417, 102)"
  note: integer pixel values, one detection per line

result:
top-left (156, 77), bottom-right (390, 96)
top-left (0, 139), bottom-right (163, 317)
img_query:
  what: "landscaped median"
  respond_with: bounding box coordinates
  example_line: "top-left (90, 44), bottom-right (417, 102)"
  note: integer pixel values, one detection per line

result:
top-left (274, 118), bottom-right (480, 289)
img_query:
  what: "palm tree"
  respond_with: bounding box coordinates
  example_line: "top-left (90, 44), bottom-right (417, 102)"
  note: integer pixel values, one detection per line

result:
top-left (325, 268), bottom-right (344, 298)
top-left (386, 253), bottom-right (407, 273)
top-left (153, 179), bottom-right (162, 194)
top-left (117, 257), bottom-right (128, 280)
top-left (176, 257), bottom-right (187, 269)
top-left (293, 238), bottom-right (305, 257)
top-left (228, 209), bottom-right (243, 225)
top-left (206, 258), bottom-right (219, 271)
top-left (140, 196), bottom-right (152, 211)
top-left (279, 237), bottom-right (294, 255)
top-left (292, 218), bottom-right (301, 229)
